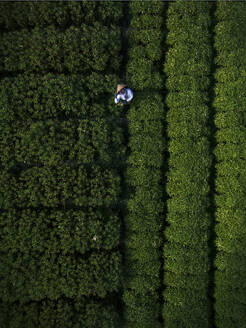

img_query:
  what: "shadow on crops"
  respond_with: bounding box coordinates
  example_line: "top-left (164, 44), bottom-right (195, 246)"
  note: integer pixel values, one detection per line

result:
top-left (207, 3), bottom-right (218, 328)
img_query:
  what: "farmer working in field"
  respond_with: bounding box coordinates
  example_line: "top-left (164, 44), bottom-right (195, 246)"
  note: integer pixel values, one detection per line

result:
top-left (114, 84), bottom-right (134, 105)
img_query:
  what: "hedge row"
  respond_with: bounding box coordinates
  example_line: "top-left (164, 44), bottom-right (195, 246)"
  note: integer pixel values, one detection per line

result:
top-left (0, 164), bottom-right (120, 209)
top-left (213, 3), bottom-right (246, 328)
top-left (0, 74), bottom-right (88, 121)
top-left (163, 2), bottom-right (213, 327)
top-left (122, 1), bottom-right (165, 327)
top-left (0, 2), bottom-right (123, 29)
top-left (0, 73), bottom-right (121, 123)
top-left (0, 24), bottom-right (121, 73)
top-left (0, 298), bottom-right (120, 328)
top-left (127, 2), bottom-right (164, 91)
top-left (0, 118), bottom-right (125, 170)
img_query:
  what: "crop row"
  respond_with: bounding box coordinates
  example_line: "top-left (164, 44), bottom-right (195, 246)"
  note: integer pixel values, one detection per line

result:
top-left (0, 298), bottom-right (120, 328)
top-left (0, 24), bottom-right (121, 73)
top-left (0, 118), bottom-right (125, 169)
top-left (0, 73), bottom-right (120, 122)
top-left (0, 164), bottom-right (120, 209)
top-left (213, 3), bottom-right (246, 328)
top-left (162, 2), bottom-right (213, 327)
top-left (0, 2), bottom-right (123, 30)
top-left (123, 2), bottom-right (166, 327)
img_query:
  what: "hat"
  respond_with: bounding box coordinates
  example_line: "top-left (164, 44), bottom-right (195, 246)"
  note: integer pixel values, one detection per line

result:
top-left (116, 84), bottom-right (127, 94)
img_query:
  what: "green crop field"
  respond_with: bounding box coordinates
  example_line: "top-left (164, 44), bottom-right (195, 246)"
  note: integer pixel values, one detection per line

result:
top-left (0, 1), bottom-right (245, 327)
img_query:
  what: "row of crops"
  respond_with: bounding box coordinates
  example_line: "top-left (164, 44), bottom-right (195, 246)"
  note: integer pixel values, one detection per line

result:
top-left (123, 2), bottom-right (166, 327)
top-left (0, 1), bottom-right (245, 327)
top-left (163, 3), bottom-right (213, 327)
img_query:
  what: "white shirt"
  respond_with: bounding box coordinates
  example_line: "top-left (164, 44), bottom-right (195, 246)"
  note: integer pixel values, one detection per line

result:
top-left (114, 88), bottom-right (134, 104)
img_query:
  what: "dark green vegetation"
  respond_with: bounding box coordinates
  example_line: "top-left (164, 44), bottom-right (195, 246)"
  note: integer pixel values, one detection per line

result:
top-left (0, 2), bottom-right (125, 327)
top-left (123, 2), bottom-right (165, 327)
top-left (162, 3), bottom-right (212, 327)
top-left (0, 1), bottom-right (245, 327)
top-left (213, 3), bottom-right (246, 328)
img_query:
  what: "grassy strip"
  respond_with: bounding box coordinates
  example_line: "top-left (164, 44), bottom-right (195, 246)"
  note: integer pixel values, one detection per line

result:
top-left (163, 2), bottom-right (212, 327)
top-left (213, 2), bottom-right (246, 328)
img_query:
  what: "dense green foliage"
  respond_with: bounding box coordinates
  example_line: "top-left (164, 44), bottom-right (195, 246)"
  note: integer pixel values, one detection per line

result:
top-left (162, 2), bottom-right (213, 327)
top-left (0, 1), bottom-right (245, 327)
top-left (122, 1), bottom-right (165, 327)
top-left (0, 25), bottom-right (120, 73)
top-left (0, 75), bottom-right (125, 168)
top-left (0, 1), bottom-right (122, 29)
top-left (213, 3), bottom-right (246, 328)
top-left (0, 2), bottom-right (125, 327)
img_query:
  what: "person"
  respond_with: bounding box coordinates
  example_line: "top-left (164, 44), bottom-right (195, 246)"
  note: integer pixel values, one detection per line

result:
top-left (114, 84), bottom-right (134, 105)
